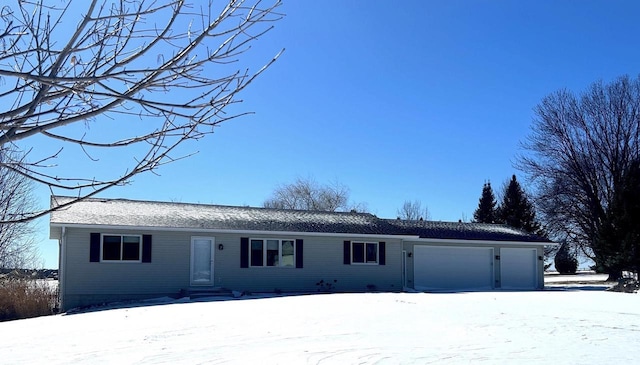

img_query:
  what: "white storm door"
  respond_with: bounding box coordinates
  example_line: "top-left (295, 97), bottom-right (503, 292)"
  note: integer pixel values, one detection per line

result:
top-left (191, 237), bottom-right (214, 286)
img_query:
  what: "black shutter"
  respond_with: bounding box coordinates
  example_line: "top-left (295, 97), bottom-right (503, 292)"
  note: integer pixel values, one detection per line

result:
top-left (343, 241), bottom-right (351, 265)
top-left (142, 235), bottom-right (152, 263)
top-left (240, 237), bottom-right (249, 268)
top-left (90, 233), bottom-right (101, 262)
top-left (379, 241), bottom-right (386, 265)
top-left (295, 239), bottom-right (303, 268)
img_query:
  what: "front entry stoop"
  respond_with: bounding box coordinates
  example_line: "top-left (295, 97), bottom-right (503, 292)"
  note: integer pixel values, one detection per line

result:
top-left (183, 287), bottom-right (233, 299)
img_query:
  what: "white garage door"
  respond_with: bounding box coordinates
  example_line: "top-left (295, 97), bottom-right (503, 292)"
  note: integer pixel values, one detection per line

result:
top-left (500, 248), bottom-right (538, 289)
top-left (414, 246), bottom-right (494, 291)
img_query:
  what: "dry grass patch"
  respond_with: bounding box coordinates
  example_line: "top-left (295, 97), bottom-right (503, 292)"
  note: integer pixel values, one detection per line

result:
top-left (0, 278), bottom-right (57, 321)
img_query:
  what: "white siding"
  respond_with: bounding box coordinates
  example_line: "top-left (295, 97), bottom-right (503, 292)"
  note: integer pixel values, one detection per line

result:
top-left (62, 228), bottom-right (191, 309)
top-left (215, 235), bottom-right (402, 293)
top-left (60, 228), bottom-right (403, 309)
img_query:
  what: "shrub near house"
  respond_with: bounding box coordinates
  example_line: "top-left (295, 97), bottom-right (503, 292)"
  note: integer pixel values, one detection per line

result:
top-left (0, 278), bottom-right (57, 321)
top-left (554, 243), bottom-right (578, 274)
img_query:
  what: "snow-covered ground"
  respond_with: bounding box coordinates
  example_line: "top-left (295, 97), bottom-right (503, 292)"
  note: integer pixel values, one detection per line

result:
top-left (1, 278), bottom-right (639, 365)
top-left (544, 272), bottom-right (610, 284)
top-left (35, 278), bottom-right (59, 291)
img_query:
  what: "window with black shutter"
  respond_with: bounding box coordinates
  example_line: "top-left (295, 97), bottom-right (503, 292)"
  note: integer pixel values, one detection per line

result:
top-left (90, 233), bottom-right (151, 263)
top-left (344, 240), bottom-right (385, 265)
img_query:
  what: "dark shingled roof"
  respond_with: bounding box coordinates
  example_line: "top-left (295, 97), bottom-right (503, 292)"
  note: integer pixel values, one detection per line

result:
top-left (50, 196), bottom-right (551, 243)
top-left (382, 219), bottom-right (550, 243)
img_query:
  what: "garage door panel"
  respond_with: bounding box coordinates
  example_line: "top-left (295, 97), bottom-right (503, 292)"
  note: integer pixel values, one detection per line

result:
top-left (414, 246), bottom-right (494, 291)
top-left (500, 248), bottom-right (537, 289)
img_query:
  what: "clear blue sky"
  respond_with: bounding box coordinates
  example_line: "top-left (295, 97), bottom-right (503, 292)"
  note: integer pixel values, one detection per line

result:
top-left (33, 1), bottom-right (640, 268)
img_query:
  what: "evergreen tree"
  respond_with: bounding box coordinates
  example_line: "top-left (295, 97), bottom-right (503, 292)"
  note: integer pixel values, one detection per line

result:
top-left (473, 182), bottom-right (497, 223)
top-left (496, 175), bottom-right (543, 234)
top-left (554, 241), bottom-right (578, 274)
top-left (595, 160), bottom-right (640, 279)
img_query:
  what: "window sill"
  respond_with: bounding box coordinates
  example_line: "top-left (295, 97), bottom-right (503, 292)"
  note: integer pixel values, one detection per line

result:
top-left (99, 260), bottom-right (143, 263)
top-left (248, 266), bottom-right (296, 269)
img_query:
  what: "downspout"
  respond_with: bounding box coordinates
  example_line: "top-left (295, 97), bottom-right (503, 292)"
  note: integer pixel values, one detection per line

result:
top-left (58, 226), bottom-right (66, 312)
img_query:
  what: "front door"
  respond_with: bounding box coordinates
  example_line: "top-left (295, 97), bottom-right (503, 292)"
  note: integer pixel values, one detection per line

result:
top-left (191, 237), bottom-right (214, 286)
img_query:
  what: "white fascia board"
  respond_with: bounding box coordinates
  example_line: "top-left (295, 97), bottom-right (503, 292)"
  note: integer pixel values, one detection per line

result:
top-left (49, 223), bottom-right (419, 240)
top-left (406, 237), bottom-right (555, 246)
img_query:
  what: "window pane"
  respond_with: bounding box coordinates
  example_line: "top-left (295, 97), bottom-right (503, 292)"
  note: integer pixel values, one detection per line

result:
top-left (123, 236), bottom-right (139, 243)
top-left (122, 236), bottom-right (141, 261)
top-left (281, 240), bottom-right (294, 267)
top-left (352, 242), bottom-right (364, 263)
top-left (266, 240), bottom-right (279, 266)
top-left (102, 235), bottom-right (121, 260)
top-left (193, 239), bottom-right (212, 282)
top-left (366, 243), bottom-right (378, 263)
top-left (250, 239), bottom-right (264, 266)
top-left (267, 240), bottom-right (279, 250)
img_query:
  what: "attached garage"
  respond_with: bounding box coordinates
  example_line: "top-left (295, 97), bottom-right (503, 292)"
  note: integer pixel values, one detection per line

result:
top-left (413, 246), bottom-right (494, 291)
top-left (500, 248), bottom-right (538, 289)
top-left (396, 220), bottom-right (552, 292)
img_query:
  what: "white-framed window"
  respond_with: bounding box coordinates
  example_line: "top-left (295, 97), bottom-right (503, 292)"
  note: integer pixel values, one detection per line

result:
top-left (102, 234), bottom-right (142, 262)
top-left (250, 238), bottom-right (295, 267)
top-left (351, 241), bottom-right (379, 264)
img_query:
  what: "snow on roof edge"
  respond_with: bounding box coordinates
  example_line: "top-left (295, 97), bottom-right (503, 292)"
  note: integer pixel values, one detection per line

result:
top-left (49, 195), bottom-right (553, 243)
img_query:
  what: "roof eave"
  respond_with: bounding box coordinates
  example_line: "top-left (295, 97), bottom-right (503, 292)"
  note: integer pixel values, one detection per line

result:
top-left (49, 222), bottom-right (420, 240)
top-left (406, 237), bottom-right (556, 246)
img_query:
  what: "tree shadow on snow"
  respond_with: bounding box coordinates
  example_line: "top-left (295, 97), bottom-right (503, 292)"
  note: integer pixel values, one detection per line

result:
top-left (62, 291), bottom-right (342, 315)
top-left (543, 284), bottom-right (613, 292)
top-left (63, 285), bottom-right (615, 315)
top-left (405, 284), bottom-right (612, 294)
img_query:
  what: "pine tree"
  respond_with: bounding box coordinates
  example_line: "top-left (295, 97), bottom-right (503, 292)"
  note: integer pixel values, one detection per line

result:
top-left (496, 175), bottom-right (543, 234)
top-left (595, 160), bottom-right (640, 279)
top-left (473, 182), bottom-right (497, 223)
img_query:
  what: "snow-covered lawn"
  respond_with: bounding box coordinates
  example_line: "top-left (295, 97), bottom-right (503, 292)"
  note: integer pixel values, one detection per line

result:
top-left (1, 287), bottom-right (639, 364)
top-left (544, 272), bottom-right (610, 284)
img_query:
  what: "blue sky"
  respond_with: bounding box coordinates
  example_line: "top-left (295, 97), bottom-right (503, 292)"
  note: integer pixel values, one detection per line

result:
top-left (32, 1), bottom-right (640, 268)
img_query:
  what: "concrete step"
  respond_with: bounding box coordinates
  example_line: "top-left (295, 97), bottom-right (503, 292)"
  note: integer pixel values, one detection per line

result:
top-left (185, 287), bottom-right (233, 299)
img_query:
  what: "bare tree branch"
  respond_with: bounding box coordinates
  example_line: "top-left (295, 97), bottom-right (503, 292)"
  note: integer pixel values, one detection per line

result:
top-left (0, 0), bottom-right (283, 223)
top-left (518, 75), bottom-right (640, 276)
top-left (0, 147), bottom-right (38, 267)
top-left (264, 177), bottom-right (367, 213)
top-left (396, 200), bottom-right (431, 221)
